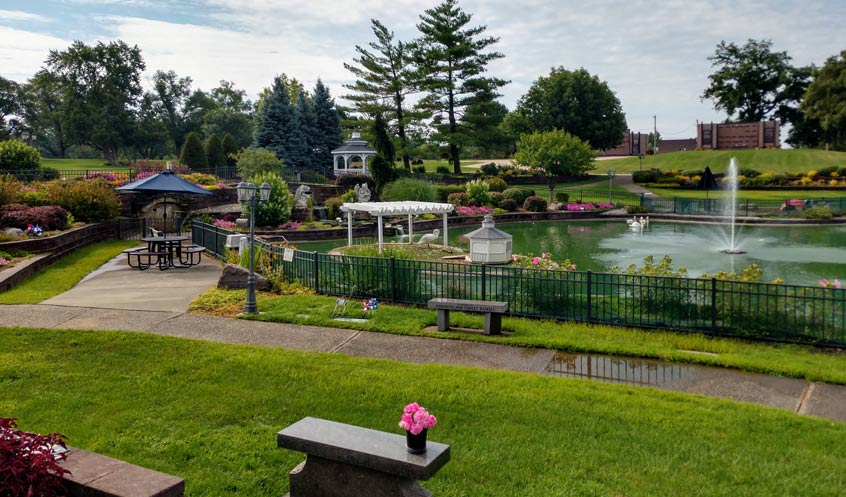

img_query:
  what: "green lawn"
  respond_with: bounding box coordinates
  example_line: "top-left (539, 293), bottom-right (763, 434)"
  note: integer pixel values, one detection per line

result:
top-left (597, 149), bottom-right (846, 174)
top-left (2, 328), bottom-right (844, 497)
top-left (210, 293), bottom-right (846, 384)
top-left (0, 240), bottom-right (138, 304)
top-left (41, 158), bottom-right (121, 171)
top-left (646, 187), bottom-right (846, 200)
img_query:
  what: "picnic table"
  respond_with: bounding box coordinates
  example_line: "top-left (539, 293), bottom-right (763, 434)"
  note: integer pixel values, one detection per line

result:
top-left (126, 235), bottom-right (205, 270)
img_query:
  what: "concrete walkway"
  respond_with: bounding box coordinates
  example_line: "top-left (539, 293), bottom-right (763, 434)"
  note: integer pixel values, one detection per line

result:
top-left (1, 253), bottom-right (844, 423)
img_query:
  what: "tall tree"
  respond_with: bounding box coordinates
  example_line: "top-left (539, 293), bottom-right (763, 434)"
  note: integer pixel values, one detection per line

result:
top-left (222, 133), bottom-right (239, 168)
top-left (210, 80), bottom-right (252, 112)
top-left (19, 71), bottom-right (68, 157)
top-left (151, 70), bottom-right (192, 154)
top-left (414, 0), bottom-right (507, 173)
top-left (46, 40), bottom-right (145, 165)
top-left (202, 108), bottom-right (253, 149)
top-left (180, 131), bottom-right (207, 168)
top-left (702, 39), bottom-right (811, 123)
top-left (311, 79), bottom-right (343, 170)
top-left (461, 83), bottom-right (512, 158)
top-left (802, 51), bottom-right (846, 150)
top-left (182, 89), bottom-right (217, 139)
top-left (513, 130), bottom-right (596, 199)
top-left (132, 93), bottom-right (170, 159)
top-left (371, 112), bottom-right (396, 164)
top-left (296, 88), bottom-right (318, 169)
top-left (253, 76), bottom-right (308, 168)
top-left (503, 67), bottom-right (626, 151)
top-left (0, 76), bottom-right (21, 140)
top-left (205, 133), bottom-right (227, 173)
top-left (344, 19), bottom-right (422, 170)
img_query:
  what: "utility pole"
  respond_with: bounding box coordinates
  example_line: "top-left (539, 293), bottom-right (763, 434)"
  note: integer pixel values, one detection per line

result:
top-left (653, 115), bottom-right (658, 155)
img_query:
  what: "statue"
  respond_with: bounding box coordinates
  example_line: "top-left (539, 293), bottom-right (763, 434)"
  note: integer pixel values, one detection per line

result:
top-left (294, 184), bottom-right (312, 209)
top-left (354, 183), bottom-right (371, 202)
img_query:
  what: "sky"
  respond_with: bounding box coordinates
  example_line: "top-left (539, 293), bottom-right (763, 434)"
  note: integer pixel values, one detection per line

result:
top-left (1, 0), bottom-right (845, 140)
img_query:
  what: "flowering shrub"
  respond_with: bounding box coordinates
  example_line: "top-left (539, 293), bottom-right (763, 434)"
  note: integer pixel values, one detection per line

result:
top-left (0, 173), bottom-right (23, 206)
top-left (596, 202), bottom-right (614, 209)
top-left (213, 219), bottom-right (236, 228)
top-left (510, 252), bottom-right (576, 271)
top-left (523, 196), bottom-right (547, 212)
top-left (566, 203), bottom-right (594, 211)
top-left (498, 198), bottom-right (518, 211)
top-left (41, 179), bottom-right (121, 222)
top-left (134, 160), bottom-right (189, 173)
top-left (0, 418), bottom-right (70, 497)
top-left (84, 171), bottom-right (119, 183)
top-left (502, 187), bottom-right (534, 205)
top-left (0, 257), bottom-right (10, 267)
top-left (0, 204), bottom-right (69, 230)
top-left (447, 192), bottom-right (469, 206)
top-left (820, 279), bottom-right (842, 289)
top-left (180, 172), bottom-right (217, 185)
top-left (455, 205), bottom-right (493, 216)
top-left (399, 402), bottom-right (437, 435)
top-left (278, 221), bottom-right (303, 230)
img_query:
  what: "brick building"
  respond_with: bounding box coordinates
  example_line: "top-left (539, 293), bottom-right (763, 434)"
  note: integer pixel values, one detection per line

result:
top-left (696, 120), bottom-right (780, 150)
top-left (600, 130), bottom-right (650, 156)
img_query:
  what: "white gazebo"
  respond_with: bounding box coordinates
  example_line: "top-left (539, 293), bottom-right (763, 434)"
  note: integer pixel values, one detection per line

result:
top-left (465, 215), bottom-right (512, 264)
top-left (339, 201), bottom-right (455, 253)
top-left (331, 130), bottom-right (376, 176)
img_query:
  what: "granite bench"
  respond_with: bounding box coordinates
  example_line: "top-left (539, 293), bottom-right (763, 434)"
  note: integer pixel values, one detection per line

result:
top-left (58, 447), bottom-right (184, 497)
top-left (277, 417), bottom-right (450, 497)
top-left (427, 298), bottom-right (508, 335)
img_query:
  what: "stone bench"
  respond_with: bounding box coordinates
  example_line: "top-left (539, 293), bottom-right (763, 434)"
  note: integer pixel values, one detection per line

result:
top-left (277, 417), bottom-right (450, 497)
top-left (427, 298), bottom-right (508, 335)
top-left (58, 447), bottom-right (184, 497)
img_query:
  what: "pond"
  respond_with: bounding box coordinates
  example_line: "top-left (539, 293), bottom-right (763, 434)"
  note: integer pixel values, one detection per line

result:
top-left (294, 220), bottom-right (846, 286)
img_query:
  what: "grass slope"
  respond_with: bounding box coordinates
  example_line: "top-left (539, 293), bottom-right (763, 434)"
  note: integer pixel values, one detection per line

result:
top-left (646, 187), bottom-right (846, 200)
top-left (41, 158), bottom-right (120, 171)
top-left (192, 293), bottom-right (846, 384)
top-left (597, 149), bottom-right (846, 174)
top-left (2, 328), bottom-right (844, 497)
top-left (0, 240), bottom-right (138, 304)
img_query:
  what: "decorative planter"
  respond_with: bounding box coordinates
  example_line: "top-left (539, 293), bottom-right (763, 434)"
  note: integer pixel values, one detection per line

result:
top-left (405, 429), bottom-right (428, 454)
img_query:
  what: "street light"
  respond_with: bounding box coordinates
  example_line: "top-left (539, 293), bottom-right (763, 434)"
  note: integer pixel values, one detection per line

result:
top-left (638, 154), bottom-right (645, 171)
top-left (607, 169), bottom-right (616, 204)
top-left (237, 180), bottom-right (271, 315)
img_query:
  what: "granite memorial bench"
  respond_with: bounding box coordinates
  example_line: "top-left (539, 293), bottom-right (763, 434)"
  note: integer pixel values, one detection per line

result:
top-left (277, 417), bottom-right (450, 497)
top-left (58, 447), bottom-right (184, 497)
top-left (427, 298), bottom-right (508, 335)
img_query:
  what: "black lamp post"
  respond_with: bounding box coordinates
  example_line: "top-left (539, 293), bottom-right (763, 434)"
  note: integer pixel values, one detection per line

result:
top-left (237, 180), bottom-right (271, 315)
top-left (638, 154), bottom-right (644, 171)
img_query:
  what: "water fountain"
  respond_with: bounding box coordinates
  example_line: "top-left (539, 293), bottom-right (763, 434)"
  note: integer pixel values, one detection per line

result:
top-left (720, 157), bottom-right (747, 254)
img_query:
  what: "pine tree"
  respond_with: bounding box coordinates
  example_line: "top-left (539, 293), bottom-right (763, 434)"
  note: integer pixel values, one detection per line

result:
top-left (371, 112), bottom-right (395, 164)
top-left (312, 79), bottom-right (343, 170)
top-left (222, 133), bottom-right (239, 168)
top-left (205, 133), bottom-right (226, 174)
top-left (296, 88), bottom-right (318, 169)
top-left (180, 131), bottom-right (208, 168)
top-left (368, 154), bottom-right (394, 194)
top-left (344, 20), bottom-right (422, 170)
top-left (415, 0), bottom-right (507, 173)
top-left (254, 76), bottom-right (309, 168)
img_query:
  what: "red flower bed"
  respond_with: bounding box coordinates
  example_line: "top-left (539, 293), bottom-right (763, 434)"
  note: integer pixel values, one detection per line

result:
top-left (0, 204), bottom-right (69, 230)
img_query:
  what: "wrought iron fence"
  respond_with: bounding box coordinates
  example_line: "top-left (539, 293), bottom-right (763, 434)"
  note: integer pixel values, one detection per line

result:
top-left (7, 166), bottom-right (240, 184)
top-left (118, 217), bottom-right (190, 240)
top-left (194, 221), bottom-right (846, 347)
top-left (643, 196), bottom-right (846, 216)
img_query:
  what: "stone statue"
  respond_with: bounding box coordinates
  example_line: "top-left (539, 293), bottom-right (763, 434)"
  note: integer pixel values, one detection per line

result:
top-left (294, 184), bottom-right (312, 209)
top-left (354, 183), bottom-right (371, 202)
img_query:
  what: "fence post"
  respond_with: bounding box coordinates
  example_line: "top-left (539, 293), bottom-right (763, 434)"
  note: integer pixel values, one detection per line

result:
top-left (711, 277), bottom-right (717, 334)
top-left (214, 225), bottom-right (220, 258)
top-left (673, 197), bottom-right (677, 214)
top-left (745, 200), bottom-right (750, 217)
top-left (586, 271), bottom-right (592, 323)
top-left (313, 252), bottom-right (320, 293)
top-left (390, 257), bottom-right (396, 302)
top-left (481, 264), bottom-right (487, 301)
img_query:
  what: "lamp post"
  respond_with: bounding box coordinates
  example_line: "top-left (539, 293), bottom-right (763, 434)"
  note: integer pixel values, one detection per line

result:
top-left (237, 180), bottom-right (271, 315)
top-left (607, 169), bottom-right (616, 204)
top-left (638, 154), bottom-right (644, 171)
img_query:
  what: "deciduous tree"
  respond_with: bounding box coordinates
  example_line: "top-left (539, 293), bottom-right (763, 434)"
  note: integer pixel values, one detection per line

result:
top-left (513, 129), bottom-right (596, 199)
top-left (802, 51), bottom-right (846, 150)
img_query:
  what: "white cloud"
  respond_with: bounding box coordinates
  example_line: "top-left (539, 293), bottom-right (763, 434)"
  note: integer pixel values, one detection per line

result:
top-left (0, 26), bottom-right (69, 81)
top-left (0, 9), bottom-right (50, 22)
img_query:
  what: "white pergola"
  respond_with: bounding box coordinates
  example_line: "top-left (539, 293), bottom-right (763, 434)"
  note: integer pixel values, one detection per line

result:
top-left (339, 201), bottom-right (455, 253)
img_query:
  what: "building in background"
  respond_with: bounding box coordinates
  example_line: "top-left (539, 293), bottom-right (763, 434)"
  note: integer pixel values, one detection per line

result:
top-left (600, 130), bottom-right (649, 156)
top-left (696, 120), bottom-right (780, 150)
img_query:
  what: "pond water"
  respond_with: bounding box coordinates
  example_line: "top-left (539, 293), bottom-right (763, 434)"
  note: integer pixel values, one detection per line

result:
top-left (295, 220), bottom-right (846, 286)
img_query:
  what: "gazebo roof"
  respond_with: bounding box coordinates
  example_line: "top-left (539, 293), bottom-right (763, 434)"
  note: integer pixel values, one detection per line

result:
top-left (331, 130), bottom-right (376, 155)
top-left (465, 215), bottom-right (512, 240)
top-left (340, 201), bottom-right (454, 216)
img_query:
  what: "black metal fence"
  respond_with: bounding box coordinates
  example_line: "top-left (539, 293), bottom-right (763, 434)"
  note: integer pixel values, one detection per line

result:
top-left (7, 166), bottom-right (240, 184)
top-left (118, 217), bottom-right (190, 240)
top-left (643, 195), bottom-right (846, 216)
top-left (194, 221), bottom-right (846, 347)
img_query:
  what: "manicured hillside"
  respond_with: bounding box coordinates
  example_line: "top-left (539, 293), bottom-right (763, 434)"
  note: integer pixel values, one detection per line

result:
top-left (601, 148), bottom-right (846, 174)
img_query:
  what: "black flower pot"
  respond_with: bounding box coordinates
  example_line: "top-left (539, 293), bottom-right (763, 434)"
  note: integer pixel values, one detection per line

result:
top-left (406, 429), bottom-right (428, 454)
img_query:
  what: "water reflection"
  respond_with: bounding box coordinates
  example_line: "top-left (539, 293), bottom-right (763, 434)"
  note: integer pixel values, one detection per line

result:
top-left (546, 352), bottom-right (703, 387)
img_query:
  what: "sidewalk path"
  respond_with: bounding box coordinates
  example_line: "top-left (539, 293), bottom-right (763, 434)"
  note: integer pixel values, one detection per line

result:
top-left (1, 254), bottom-right (844, 423)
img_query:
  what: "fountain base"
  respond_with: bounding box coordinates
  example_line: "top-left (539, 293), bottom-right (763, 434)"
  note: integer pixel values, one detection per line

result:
top-left (720, 248), bottom-right (747, 254)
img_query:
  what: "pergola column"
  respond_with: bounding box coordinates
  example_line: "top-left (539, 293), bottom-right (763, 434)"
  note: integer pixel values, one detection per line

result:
top-left (442, 213), bottom-right (449, 248)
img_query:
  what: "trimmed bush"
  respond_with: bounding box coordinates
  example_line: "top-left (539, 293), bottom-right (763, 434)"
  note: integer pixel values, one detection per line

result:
top-left (815, 166), bottom-right (838, 177)
top-left (180, 131), bottom-right (208, 169)
top-left (336, 174), bottom-right (375, 190)
top-left (235, 148), bottom-right (283, 179)
top-left (248, 171), bottom-right (292, 227)
top-left (381, 178), bottom-right (436, 202)
top-left (413, 165), bottom-right (426, 174)
top-left (0, 174), bottom-right (23, 206)
top-left (222, 133), bottom-right (239, 168)
top-left (632, 169), bottom-right (660, 183)
top-left (436, 184), bottom-right (464, 202)
top-left (626, 205), bottom-right (650, 214)
top-left (447, 192), bottom-right (469, 206)
top-left (40, 167), bottom-right (60, 180)
top-left (0, 204), bottom-right (69, 230)
top-left (485, 176), bottom-right (508, 192)
top-left (555, 192), bottom-right (570, 203)
top-left (205, 134), bottom-right (227, 172)
top-left (464, 178), bottom-right (490, 206)
top-left (801, 207), bottom-right (833, 220)
top-left (0, 140), bottom-right (40, 173)
top-left (489, 191), bottom-right (504, 206)
top-left (325, 196), bottom-right (343, 219)
top-left (480, 162), bottom-right (498, 176)
top-left (41, 179), bottom-right (121, 222)
top-left (435, 165), bottom-right (450, 174)
top-left (737, 167), bottom-right (761, 178)
top-left (498, 198), bottom-right (518, 211)
top-left (502, 187), bottom-right (534, 205)
top-left (523, 196), bottom-right (548, 212)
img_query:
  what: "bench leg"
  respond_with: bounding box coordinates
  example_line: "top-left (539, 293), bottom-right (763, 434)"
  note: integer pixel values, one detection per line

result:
top-left (484, 313), bottom-right (502, 336)
top-left (436, 309), bottom-right (450, 331)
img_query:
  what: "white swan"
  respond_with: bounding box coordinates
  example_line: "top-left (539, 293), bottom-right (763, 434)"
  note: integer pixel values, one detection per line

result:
top-left (417, 229), bottom-right (440, 245)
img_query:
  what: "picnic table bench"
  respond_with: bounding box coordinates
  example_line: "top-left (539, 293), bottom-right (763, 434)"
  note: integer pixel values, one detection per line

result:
top-left (427, 298), bottom-right (508, 335)
top-left (124, 244), bottom-right (206, 270)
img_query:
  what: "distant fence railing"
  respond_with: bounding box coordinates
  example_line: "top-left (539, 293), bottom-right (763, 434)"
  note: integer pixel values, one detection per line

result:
top-left (193, 221), bottom-right (846, 347)
top-left (118, 217), bottom-right (190, 240)
top-left (643, 195), bottom-right (846, 216)
top-left (7, 166), bottom-right (240, 184)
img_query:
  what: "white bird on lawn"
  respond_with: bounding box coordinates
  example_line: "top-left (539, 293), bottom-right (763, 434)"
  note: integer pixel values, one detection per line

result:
top-left (417, 229), bottom-right (440, 245)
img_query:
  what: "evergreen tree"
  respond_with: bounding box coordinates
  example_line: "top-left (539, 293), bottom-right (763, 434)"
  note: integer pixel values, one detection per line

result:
top-left (368, 154), bottom-right (394, 194)
top-left (312, 79), bottom-right (343, 170)
top-left (296, 88), bottom-right (318, 169)
top-left (371, 112), bottom-right (395, 164)
top-left (180, 131), bottom-right (208, 168)
top-left (205, 133), bottom-right (226, 173)
top-left (253, 76), bottom-right (308, 168)
top-left (414, 0), bottom-right (507, 173)
top-left (222, 133), bottom-right (239, 168)
top-left (344, 20), bottom-right (422, 170)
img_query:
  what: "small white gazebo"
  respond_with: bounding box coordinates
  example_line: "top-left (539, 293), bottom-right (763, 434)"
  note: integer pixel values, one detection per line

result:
top-left (464, 215), bottom-right (512, 264)
top-left (331, 130), bottom-right (376, 176)
top-left (339, 201), bottom-right (455, 253)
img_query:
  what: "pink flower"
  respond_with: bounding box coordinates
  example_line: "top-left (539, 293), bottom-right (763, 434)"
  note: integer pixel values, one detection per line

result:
top-left (398, 402), bottom-right (437, 435)
top-left (512, 254), bottom-right (519, 262)
top-left (532, 257), bottom-right (540, 265)
top-left (541, 252), bottom-right (548, 259)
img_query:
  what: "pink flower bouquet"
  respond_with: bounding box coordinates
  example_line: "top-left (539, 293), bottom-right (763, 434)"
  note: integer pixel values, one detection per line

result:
top-left (398, 402), bottom-right (437, 435)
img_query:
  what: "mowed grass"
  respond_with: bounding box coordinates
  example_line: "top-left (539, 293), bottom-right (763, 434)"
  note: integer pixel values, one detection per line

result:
top-left (2, 328), bottom-right (844, 497)
top-left (598, 149), bottom-right (846, 174)
top-left (646, 187), bottom-right (846, 201)
top-left (41, 158), bottom-right (123, 171)
top-left (208, 293), bottom-right (846, 384)
top-left (0, 240), bottom-right (138, 304)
